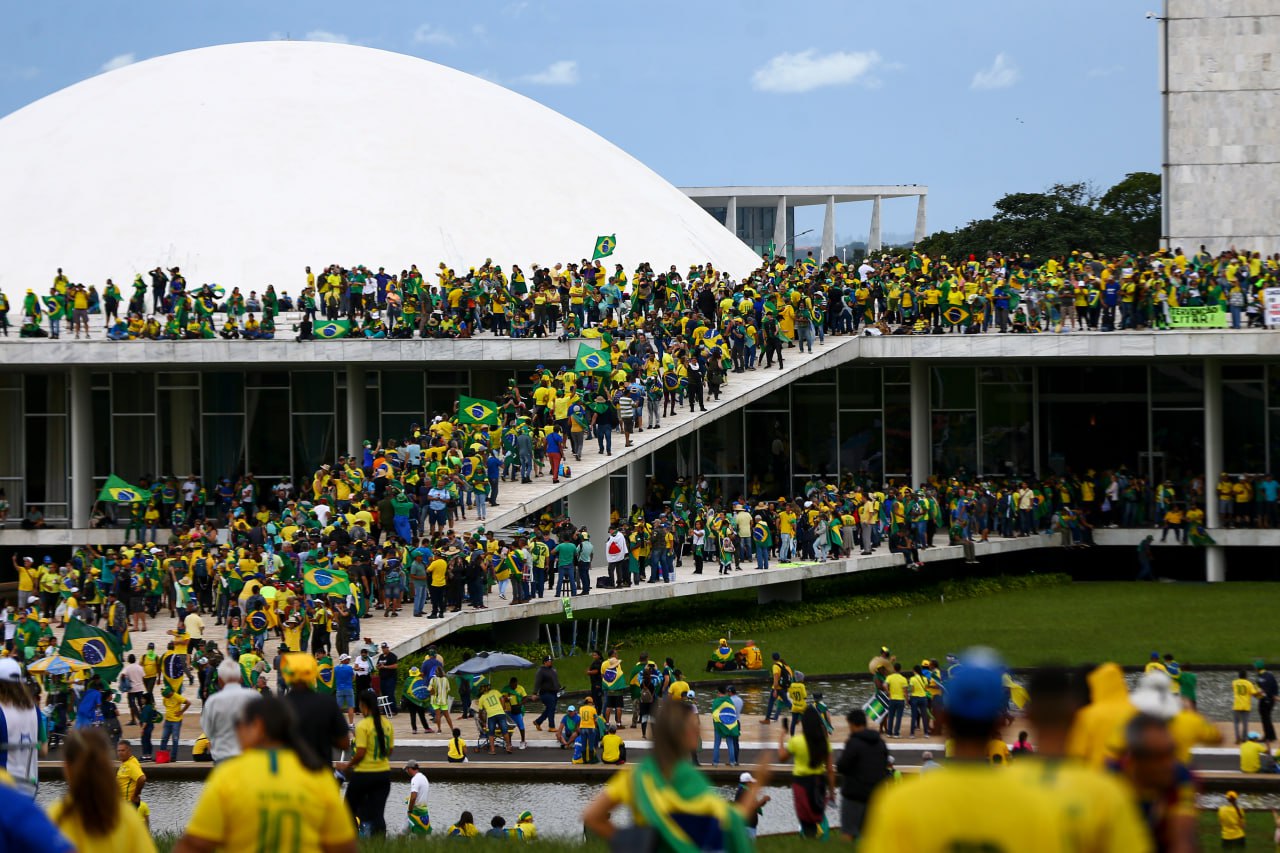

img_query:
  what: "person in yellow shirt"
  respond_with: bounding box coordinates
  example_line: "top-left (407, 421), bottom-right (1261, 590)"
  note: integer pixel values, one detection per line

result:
top-left (883, 663), bottom-right (909, 738)
top-left (862, 653), bottom-right (1069, 853)
top-left (786, 672), bottom-right (808, 735)
top-left (1232, 669), bottom-right (1262, 743)
top-left (336, 690), bottom-right (395, 836)
top-left (908, 665), bottom-right (932, 737)
top-left (1217, 791), bottom-right (1246, 847)
top-left (50, 729), bottom-right (156, 853)
top-left (1239, 732), bottom-right (1271, 772)
top-left (115, 739), bottom-right (146, 805)
top-left (177, 695), bottom-right (355, 853)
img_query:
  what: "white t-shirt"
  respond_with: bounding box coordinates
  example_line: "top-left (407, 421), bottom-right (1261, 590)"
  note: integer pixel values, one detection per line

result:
top-left (0, 703), bottom-right (39, 791)
top-left (182, 480), bottom-right (198, 502)
top-left (314, 504), bottom-right (331, 524)
top-left (353, 657), bottom-right (372, 678)
top-left (409, 772), bottom-right (430, 808)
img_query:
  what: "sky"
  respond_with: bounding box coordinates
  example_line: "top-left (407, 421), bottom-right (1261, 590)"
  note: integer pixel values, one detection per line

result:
top-left (0, 0), bottom-right (1160, 243)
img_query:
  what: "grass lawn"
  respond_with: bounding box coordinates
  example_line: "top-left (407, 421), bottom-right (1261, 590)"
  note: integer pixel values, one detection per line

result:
top-left (549, 582), bottom-right (1275, 692)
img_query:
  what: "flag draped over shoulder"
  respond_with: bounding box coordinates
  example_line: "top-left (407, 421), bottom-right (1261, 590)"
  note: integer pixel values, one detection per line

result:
top-left (161, 650), bottom-right (188, 695)
top-left (592, 234), bottom-right (616, 261)
top-left (631, 756), bottom-right (752, 853)
top-left (458, 396), bottom-right (499, 427)
top-left (59, 619), bottom-right (124, 683)
top-left (574, 343), bottom-right (611, 375)
top-left (96, 475), bottom-right (150, 504)
top-left (313, 319), bottom-right (351, 339)
top-left (303, 564), bottom-right (350, 596)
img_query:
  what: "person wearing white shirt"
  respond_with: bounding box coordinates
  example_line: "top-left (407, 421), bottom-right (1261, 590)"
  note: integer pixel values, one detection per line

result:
top-left (406, 760), bottom-right (429, 823)
top-left (314, 503), bottom-right (332, 525)
top-left (200, 659), bottom-right (258, 763)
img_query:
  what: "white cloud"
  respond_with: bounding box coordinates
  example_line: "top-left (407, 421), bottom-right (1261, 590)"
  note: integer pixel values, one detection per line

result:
top-left (518, 60), bottom-right (579, 86)
top-left (100, 53), bottom-right (136, 73)
top-left (504, 1), bottom-right (530, 16)
top-left (751, 49), bottom-right (881, 94)
top-left (1087, 65), bottom-right (1125, 78)
top-left (413, 23), bottom-right (456, 46)
top-left (971, 53), bottom-right (1019, 90)
top-left (303, 30), bottom-right (350, 44)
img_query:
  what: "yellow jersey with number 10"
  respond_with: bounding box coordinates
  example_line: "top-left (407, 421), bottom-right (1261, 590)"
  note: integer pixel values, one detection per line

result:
top-left (185, 748), bottom-right (355, 852)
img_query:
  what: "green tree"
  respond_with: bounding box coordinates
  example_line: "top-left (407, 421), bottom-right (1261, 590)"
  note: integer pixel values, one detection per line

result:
top-left (917, 172), bottom-right (1161, 263)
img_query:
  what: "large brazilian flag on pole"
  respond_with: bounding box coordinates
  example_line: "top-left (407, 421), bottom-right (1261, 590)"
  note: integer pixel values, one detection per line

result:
top-left (96, 475), bottom-right (150, 504)
top-left (574, 343), bottom-right (612, 375)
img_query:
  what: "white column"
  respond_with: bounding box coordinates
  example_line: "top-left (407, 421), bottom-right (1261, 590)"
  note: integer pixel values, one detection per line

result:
top-left (821, 195), bottom-right (836, 261)
top-left (913, 194), bottom-right (928, 245)
top-left (626, 459), bottom-right (647, 513)
top-left (773, 196), bottom-right (787, 260)
top-left (70, 366), bottom-right (93, 529)
top-left (868, 196), bottom-right (883, 254)
top-left (910, 361), bottom-right (930, 488)
top-left (1204, 358), bottom-right (1225, 582)
top-left (568, 476), bottom-right (611, 567)
top-left (724, 197), bottom-right (738, 238)
top-left (347, 365), bottom-right (367, 459)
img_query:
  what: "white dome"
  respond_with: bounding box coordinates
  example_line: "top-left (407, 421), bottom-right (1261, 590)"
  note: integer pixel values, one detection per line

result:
top-left (0, 41), bottom-right (760, 294)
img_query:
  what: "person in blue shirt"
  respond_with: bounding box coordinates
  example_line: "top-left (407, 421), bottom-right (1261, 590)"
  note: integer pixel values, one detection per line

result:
top-left (486, 450), bottom-right (502, 508)
top-left (545, 427), bottom-right (566, 484)
top-left (334, 653), bottom-right (356, 726)
top-left (1102, 280), bottom-right (1120, 331)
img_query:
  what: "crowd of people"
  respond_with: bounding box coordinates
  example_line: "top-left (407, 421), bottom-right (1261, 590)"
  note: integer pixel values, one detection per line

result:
top-left (5, 245), bottom-right (1278, 341)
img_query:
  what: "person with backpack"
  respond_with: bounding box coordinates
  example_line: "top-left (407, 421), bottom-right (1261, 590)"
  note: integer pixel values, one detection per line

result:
top-left (763, 653), bottom-right (793, 724)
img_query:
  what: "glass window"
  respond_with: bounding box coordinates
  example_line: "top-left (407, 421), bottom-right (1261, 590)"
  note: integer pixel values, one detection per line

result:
top-left (792, 385), bottom-right (838, 477)
top-left (883, 404), bottom-right (911, 478)
top-left (112, 414), bottom-right (157, 480)
top-left (930, 367), bottom-right (976, 410)
top-left (0, 391), bottom-right (21, 477)
top-left (380, 371), bottom-right (425, 413)
top-left (158, 372), bottom-right (199, 388)
top-left (24, 373), bottom-right (66, 414)
top-left (744, 411), bottom-right (789, 497)
top-left (427, 370), bottom-right (467, 387)
top-left (651, 434), bottom-right (695, 487)
top-left (1151, 363), bottom-right (1203, 408)
top-left (111, 373), bottom-right (155, 415)
top-left (980, 366), bottom-right (1029, 384)
top-left (203, 415), bottom-right (245, 480)
top-left (838, 410), bottom-right (884, 481)
top-left (0, 375), bottom-right (20, 390)
top-left (839, 367), bottom-right (882, 409)
top-left (698, 409), bottom-right (742, 476)
top-left (91, 390), bottom-right (111, 478)
top-left (1224, 381), bottom-right (1266, 472)
top-left (380, 413), bottom-right (420, 443)
top-left (293, 415), bottom-right (335, 481)
top-left (292, 372), bottom-right (335, 413)
top-left (202, 372), bottom-right (244, 413)
top-left (1223, 364), bottom-right (1263, 382)
top-left (980, 384), bottom-right (1033, 476)
top-left (883, 365), bottom-right (911, 384)
top-left (932, 411), bottom-right (977, 476)
top-left (246, 371), bottom-right (289, 388)
top-left (245, 390), bottom-right (290, 476)
top-left (1152, 410), bottom-right (1205, 481)
top-left (801, 367), bottom-right (836, 385)
top-left (159, 390), bottom-right (202, 477)
top-left (746, 388), bottom-right (789, 410)
top-left (24, 415), bottom-right (66, 507)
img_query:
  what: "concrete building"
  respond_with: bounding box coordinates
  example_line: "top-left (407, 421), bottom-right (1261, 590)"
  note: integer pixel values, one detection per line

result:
top-left (681, 186), bottom-right (928, 259)
top-left (0, 41), bottom-right (762, 293)
top-left (1163, 0), bottom-right (1280, 252)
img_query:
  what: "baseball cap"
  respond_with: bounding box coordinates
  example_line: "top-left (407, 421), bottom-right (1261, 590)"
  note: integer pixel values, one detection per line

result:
top-left (340, 653), bottom-right (351, 661)
top-left (942, 648), bottom-right (1008, 721)
top-left (0, 659), bottom-right (22, 683)
top-left (738, 772), bottom-right (755, 784)
top-left (405, 760), bottom-right (420, 770)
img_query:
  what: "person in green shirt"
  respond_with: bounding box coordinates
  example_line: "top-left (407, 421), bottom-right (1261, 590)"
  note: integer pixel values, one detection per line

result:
top-left (553, 538), bottom-right (578, 597)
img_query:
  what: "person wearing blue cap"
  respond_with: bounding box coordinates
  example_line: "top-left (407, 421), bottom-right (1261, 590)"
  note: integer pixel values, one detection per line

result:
top-left (860, 649), bottom-right (1069, 852)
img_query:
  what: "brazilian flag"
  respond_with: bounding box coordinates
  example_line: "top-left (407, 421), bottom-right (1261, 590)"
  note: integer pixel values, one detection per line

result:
top-left (942, 304), bottom-right (970, 326)
top-left (314, 319), bottom-right (351, 340)
top-left (602, 661), bottom-right (625, 691)
top-left (662, 372), bottom-right (680, 391)
top-left (592, 234), bottom-right (616, 261)
top-left (59, 619), bottom-right (124, 683)
top-left (162, 650), bottom-right (188, 695)
top-left (317, 656), bottom-right (335, 694)
top-left (303, 565), bottom-right (350, 596)
top-left (574, 343), bottom-right (611, 375)
top-left (458, 395), bottom-right (499, 427)
top-left (494, 553), bottom-right (520, 582)
top-left (409, 807), bottom-right (432, 836)
top-left (404, 673), bottom-right (430, 707)
top-left (247, 610), bottom-right (270, 634)
top-left (96, 475), bottom-right (151, 504)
